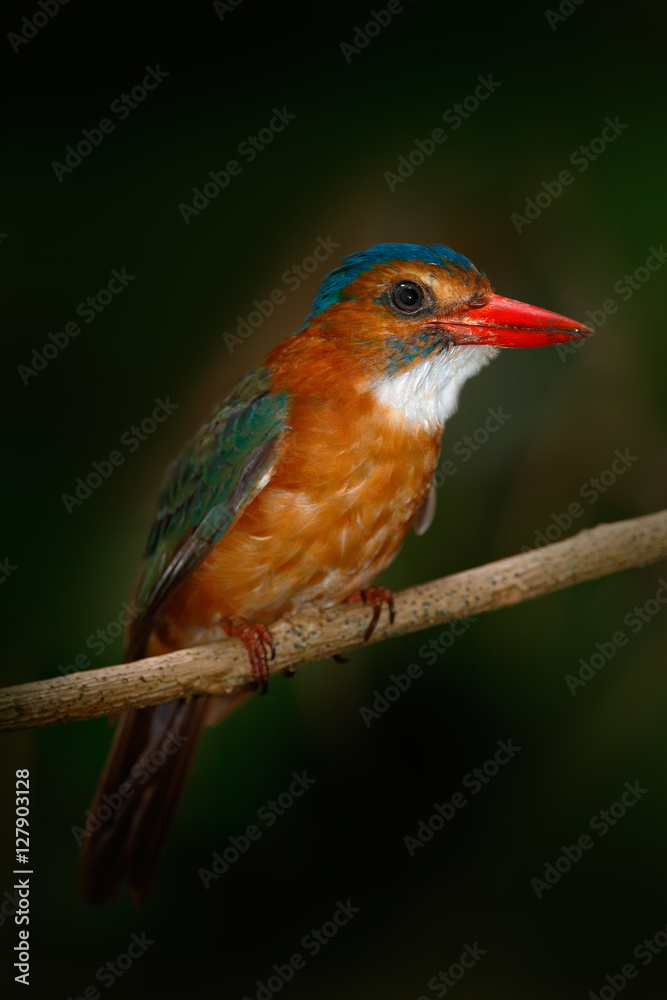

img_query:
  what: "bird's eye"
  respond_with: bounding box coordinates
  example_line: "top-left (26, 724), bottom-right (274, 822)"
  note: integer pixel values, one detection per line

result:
top-left (391, 280), bottom-right (424, 314)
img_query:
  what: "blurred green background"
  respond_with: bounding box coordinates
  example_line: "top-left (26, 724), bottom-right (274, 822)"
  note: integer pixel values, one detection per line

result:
top-left (2, 1), bottom-right (667, 997)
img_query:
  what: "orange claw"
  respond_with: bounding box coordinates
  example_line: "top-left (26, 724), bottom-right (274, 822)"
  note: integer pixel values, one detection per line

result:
top-left (222, 616), bottom-right (275, 694)
top-left (345, 586), bottom-right (396, 642)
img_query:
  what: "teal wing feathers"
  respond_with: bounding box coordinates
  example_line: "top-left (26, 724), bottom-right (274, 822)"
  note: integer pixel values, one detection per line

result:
top-left (125, 367), bottom-right (291, 660)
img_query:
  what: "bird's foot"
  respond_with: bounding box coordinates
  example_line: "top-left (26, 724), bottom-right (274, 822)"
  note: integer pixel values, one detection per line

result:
top-left (345, 586), bottom-right (396, 642)
top-left (222, 616), bottom-right (275, 694)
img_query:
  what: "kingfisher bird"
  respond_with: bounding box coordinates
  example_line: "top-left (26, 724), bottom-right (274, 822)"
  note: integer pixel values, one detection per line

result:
top-left (79, 242), bottom-right (592, 906)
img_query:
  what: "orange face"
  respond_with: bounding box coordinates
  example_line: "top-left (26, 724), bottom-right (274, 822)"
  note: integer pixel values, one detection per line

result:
top-left (303, 253), bottom-right (592, 375)
top-left (314, 258), bottom-right (492, 359)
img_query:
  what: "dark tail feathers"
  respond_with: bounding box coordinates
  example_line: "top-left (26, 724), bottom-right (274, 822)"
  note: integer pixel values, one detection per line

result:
top-left (78, 696), bottom-right (208, 907)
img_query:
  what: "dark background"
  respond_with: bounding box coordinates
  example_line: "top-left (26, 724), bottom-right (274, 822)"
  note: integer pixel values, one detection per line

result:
top-left (2, 1), bottom-right (667, 997)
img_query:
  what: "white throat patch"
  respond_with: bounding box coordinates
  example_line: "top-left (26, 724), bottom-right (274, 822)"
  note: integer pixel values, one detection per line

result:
top-left (371, 345), bottom-right (499, 433)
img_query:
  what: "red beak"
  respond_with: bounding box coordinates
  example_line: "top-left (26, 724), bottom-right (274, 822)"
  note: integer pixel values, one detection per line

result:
top-left (430, 293), bottom-right (594, 348)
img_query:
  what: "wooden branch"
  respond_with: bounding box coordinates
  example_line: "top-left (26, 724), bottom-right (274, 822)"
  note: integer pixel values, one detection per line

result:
top-left (2, 510), bottom-right (666, 733)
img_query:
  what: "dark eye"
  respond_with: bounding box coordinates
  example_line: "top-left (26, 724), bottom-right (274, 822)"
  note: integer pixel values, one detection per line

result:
top-left (391, 280), bottom-right (424, 314)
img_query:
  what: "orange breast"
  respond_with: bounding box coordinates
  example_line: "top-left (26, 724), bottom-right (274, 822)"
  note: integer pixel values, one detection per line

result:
top-left (152, 387), bottom-right (440, 651)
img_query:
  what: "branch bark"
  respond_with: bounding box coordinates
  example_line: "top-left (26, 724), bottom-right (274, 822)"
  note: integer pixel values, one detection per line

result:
top-left (2, 510), bottom-right (666, 733)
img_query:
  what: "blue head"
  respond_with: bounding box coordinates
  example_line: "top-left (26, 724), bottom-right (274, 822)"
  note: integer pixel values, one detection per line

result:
top-left (307, 243), bottom-right (485, 321)
top-left (288, 241), bottom-right (590, 433)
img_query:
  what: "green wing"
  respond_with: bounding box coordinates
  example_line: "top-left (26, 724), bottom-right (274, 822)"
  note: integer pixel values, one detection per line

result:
top-left (126, 367), bottom-right (291, 660)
